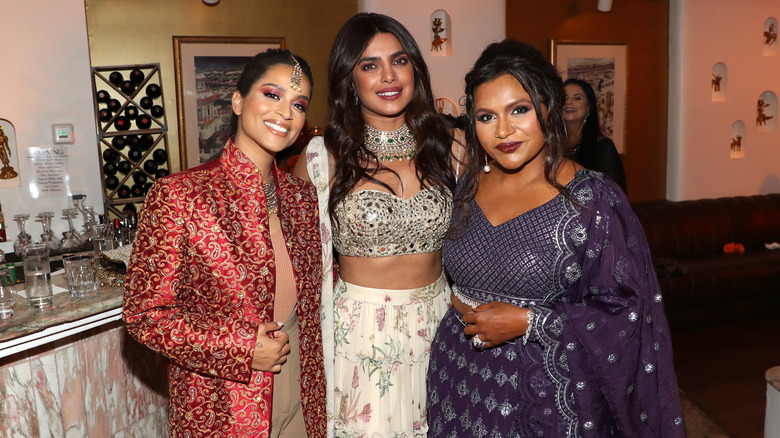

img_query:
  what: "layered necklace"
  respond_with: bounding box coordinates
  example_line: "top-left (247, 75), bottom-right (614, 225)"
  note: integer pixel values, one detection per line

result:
top-left (263, 174), bottom-right (278, 215)
top-left (363, 123), bottom-right (416, 162)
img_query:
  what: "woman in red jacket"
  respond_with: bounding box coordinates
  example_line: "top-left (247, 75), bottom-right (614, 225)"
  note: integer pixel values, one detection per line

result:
top-left (124, 49), bottom-right (326, 438)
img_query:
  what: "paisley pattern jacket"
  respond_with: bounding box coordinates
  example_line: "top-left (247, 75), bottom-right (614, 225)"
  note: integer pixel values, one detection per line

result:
top-left (124, 139), bottom-right (326, 437)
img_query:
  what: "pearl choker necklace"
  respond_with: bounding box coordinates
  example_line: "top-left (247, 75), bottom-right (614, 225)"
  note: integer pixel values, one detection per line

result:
top-left (363, 123), bottom-right (416, 162)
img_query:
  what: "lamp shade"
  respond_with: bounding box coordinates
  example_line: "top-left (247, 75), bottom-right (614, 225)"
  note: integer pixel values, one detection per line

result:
top-left (597, 0), bottom-right (613, 12)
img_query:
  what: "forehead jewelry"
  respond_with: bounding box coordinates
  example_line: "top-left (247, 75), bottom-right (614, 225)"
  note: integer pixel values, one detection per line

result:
top-left (290, 56), bottom-right (303, 92)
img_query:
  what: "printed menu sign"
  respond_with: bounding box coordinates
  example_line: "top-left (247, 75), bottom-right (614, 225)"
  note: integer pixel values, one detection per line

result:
top-left (27, 146), bottom-right (70, 198)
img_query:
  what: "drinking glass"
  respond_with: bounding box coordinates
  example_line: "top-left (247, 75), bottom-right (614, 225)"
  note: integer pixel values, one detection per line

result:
top-left (91, 224), bottom-right (116, 254)
top-left (62, 254), bottom-right (99, 298)
top-left (23, 243), bottom-right (53, 309)
top-left (0, 268), bottom-right (18, 319)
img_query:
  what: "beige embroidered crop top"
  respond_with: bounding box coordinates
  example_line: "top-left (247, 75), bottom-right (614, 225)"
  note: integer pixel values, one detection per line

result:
top-left (332, 186), bottom-right (453, 257)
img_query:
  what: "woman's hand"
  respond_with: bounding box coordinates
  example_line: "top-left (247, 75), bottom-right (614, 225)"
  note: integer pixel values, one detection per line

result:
top-left (251, 322), bottom-right (291, 372)
top-left (462, 302), bottom-right (530, 349)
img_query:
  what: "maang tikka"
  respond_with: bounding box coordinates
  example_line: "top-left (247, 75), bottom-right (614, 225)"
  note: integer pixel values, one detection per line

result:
top-left (290, 55), bottom-right (303, 92)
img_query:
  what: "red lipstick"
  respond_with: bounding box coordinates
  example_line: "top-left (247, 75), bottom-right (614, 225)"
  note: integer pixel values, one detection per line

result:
top-left (496, 141), bottom-right (522, 153)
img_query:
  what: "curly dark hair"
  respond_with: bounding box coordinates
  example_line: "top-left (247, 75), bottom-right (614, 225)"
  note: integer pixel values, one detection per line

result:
top-left (325, 13), bottom-right (456, 225)
top-left (458, 39), bottom-right (569, 211)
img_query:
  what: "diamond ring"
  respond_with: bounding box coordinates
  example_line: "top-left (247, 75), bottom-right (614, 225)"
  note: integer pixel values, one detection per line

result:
top-left (472, 334), bottom-right (486, 350)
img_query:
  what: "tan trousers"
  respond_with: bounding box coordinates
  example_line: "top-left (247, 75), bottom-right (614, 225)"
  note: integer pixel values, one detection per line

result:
top-left (270, 310), bottom-right (306, 438)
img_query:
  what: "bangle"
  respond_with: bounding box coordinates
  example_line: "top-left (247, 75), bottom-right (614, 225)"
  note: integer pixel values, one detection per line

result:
top-left (523, 308), bottom-right (534, 345)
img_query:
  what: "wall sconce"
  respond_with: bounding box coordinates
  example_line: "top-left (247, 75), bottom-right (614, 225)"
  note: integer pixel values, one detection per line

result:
top-left (597, 0), bottom-right (612, 12)
top-left (203, 0), bottom-right (219, 5)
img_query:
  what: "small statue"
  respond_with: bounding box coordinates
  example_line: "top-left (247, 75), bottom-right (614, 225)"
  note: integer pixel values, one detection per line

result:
top-left (757, 98), bottom-right (774, 126)
top-left (431, 18), bottom-right (447, 52)
top-left (730, 135), bottom-right (742, 152)
top-left (765, 23), bottom-right (777, 46)
top-left (711, 73), bottom-right (722, 92)
top-left (0, 126), bottom-right (19, 180)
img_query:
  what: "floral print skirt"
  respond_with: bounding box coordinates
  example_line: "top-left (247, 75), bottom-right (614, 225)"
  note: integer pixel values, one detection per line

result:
top-left (333, 273), bottom-right (450, 437)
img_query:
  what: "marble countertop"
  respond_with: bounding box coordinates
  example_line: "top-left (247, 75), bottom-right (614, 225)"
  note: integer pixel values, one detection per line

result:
top-left (0, 273), bottom-right (123, 356)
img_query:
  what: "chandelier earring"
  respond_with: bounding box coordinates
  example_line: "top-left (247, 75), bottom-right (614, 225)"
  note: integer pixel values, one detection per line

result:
top-left (583, 113), bottom-right (589, 124)
top-left (483, 155), bottom-right (491, 173)
top-left (352, 89), bottom-right (359, 106)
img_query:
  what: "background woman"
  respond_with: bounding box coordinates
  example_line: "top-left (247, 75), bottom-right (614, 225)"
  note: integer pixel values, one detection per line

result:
top-left (563, 77), bottom-right (627, 192)
top-left (295, 12), bottom-right (462, 437)
top-left (124, 49), bottom-right (326, 437)
top-left (426, 40), bottom-right (685, 437)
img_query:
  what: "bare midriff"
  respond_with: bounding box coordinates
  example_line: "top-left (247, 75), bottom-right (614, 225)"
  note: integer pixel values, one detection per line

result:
top-left (337, 251), bottom-right (443, 290)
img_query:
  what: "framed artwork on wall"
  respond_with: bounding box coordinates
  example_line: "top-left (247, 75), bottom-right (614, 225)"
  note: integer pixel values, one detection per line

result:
top-left (549, 40), bottom-right (628, 155)
top-left (173, 36), bottom-right (285, 169)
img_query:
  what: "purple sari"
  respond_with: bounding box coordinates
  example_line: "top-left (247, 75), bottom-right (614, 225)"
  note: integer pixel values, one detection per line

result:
top-left (427, 170), bottom-right (686, 437)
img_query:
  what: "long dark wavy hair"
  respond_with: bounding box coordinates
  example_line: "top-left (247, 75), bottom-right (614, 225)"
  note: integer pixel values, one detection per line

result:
top-left (325, 13), bottom-right (456, 225)
top-left (456, 39), bottom-right (569, 228)
top-left (563, 78), bottom-right (602, 148)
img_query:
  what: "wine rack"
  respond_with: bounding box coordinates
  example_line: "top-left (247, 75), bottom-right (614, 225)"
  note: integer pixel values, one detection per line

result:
top-left (90, 63), bottom-right (172, 219)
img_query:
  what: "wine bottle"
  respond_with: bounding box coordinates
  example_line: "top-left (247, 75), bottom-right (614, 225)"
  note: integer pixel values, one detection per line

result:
top-left (117, 160), bottom-right (132, 174)
top-left (122, 203), bottom-right (138, 213)
top-left (139, 96), bottom-right (153, 109)
top-left (140, 134), bottom-right (155, 150)
top-left (143, 159), bottom-right (158, 174)
top-left (125, 105), bottom-right (139, 119)
top-left (109, 71), bottom-right (124, 86)
top-left (128, 147), bottom-right (143, 163)
top-left (130, 184), bottom-right (145, 198)
top-left (136, 115), bottom-right (152, 129)
top-left (107, 99), bottom-right (121, 113)
top-left (126, 135), bottom-right (141, 149)
top-left (121, 80), bottom-right (136, 95)
top-left (130, 69), bottom-right (145, 85)
top-left (152, 149), bottom-right (168, 164)
top-left (96, 89), bottom-right (110, 104)
top-left (105, 175), bottom-right (119, 190)
top-left (103, 162), bottom-right (118, 176)
top-left (155, 168), bottom-right (170, 179)
top-left (111, 136), bottom-right (127, 150)
top-left (117, 184), bottom-right (131, 198)
top-left (144, 182), bottom-right (153, 194)
top-left (150, 105), bottom-right (165, 118)
top-left (102, 148), bottom-right (119, 163)
top-left (98, 109), bottom-right (112, 123)
top-left (145, 83), bottom-right (162, 99)
top-left (114, 116), bottom-right (131, 131)
top-left (132, 171), bottom-right (147, 185)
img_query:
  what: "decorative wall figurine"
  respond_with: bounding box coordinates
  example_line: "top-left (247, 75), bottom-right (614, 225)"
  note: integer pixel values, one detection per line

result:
top-left (429, 10), bottom-right (452, 56)
top-left (0, 120), bottom-right (20, 186)
top-left (711, 62), bottom-right (727, 102)
top-left (730, 120), bottom-right (746, 159)
top-left (711, 74), bottom-right (722, 92)
top-left (432, 18), bottom-right (447, 52)
top-left (757, 99), bottom-right (772, 126)
top-left (756, 91), bottom-right (778, 131)
top-left (764, 18), bottom-right (778, 56)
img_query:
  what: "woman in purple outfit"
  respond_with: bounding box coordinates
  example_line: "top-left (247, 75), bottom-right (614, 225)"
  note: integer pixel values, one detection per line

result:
top-left (426, 39), bottom-right (686, 437)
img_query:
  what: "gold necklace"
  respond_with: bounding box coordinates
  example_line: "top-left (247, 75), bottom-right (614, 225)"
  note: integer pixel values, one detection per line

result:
top-left (263, 174), bottom-right (278, 215)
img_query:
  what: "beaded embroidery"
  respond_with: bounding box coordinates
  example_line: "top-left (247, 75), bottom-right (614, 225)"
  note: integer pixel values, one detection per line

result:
top-left (363, 123), bottom-right (416, 162)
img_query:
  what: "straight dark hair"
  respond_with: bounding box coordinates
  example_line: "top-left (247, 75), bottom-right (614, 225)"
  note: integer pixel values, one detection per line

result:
top-left (456, 39), bottom-right (569, 229)
top-left (325, 13), bottom-right (456, 225)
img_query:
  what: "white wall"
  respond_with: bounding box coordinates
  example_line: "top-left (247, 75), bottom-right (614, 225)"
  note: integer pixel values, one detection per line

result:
top-left (0, 0), bottom-right (103, 255)
top-left (668, 0), bottom-right (780, 200)
top-left (359, 0), bottom-right (506, 115)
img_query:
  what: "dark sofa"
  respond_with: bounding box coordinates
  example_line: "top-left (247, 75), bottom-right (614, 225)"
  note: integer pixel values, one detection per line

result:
top-left (631, 194), bottom-right (780, 329)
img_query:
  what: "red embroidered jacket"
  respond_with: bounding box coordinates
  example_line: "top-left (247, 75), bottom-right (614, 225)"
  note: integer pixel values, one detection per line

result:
top-left (124, 140), bottom-right (326, 437)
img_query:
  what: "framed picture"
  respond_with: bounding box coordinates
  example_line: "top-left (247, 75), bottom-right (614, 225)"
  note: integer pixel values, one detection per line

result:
top-left (173, 36), bottom-right (285, 169)
top-left (549, 40), bottom-right (628, 155)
